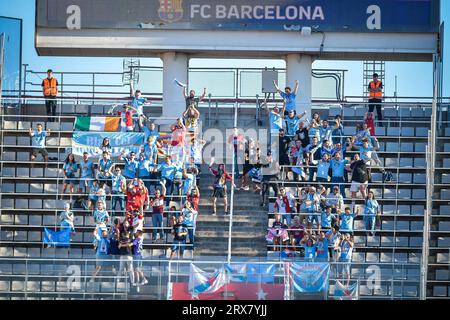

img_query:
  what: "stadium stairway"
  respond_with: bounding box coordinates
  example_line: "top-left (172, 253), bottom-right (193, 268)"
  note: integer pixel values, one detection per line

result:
top-left (194, 112), bottom-right (269, 257)
top-left (426, 120), bottom-right (450, 299)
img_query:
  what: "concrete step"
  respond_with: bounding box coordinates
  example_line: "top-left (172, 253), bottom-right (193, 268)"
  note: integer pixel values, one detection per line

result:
top-left (195, 248), bottom-right (266, 256)
top-left (196, 231), bottom-right (266, 239)
top-left (196, 215), bottom-right (264, 223)
top-left (195, 224), bottom-right (266, 232)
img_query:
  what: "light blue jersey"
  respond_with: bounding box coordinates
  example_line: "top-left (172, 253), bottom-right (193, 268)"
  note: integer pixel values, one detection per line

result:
top-left (364, 199), bottom-right (379, 217)
top-left (96, 237), bottom-right (110, 256)
top-left (93, 209), bottom-right (109, 224)
top-left (304, 244), bottom-right (317, 260)
top-left (79, 159), bottom-right (94, 178)
top-left (316, 161), bottom-right (330, 179)
top-left (285, 116), bottom-right (301, 135)
top-left (31, 130), bottom-right (47, 148)
top-left (316, 239), bottom-right (329, 260)
top-left (321, 212), bottom-right (336, 228)
top-left (340, 212), bottom-right (357, 232)
top-left (269, 112), bottom-right (283, 131)
top-left (122, 157), bottom-right (139, 179)
top-left (158, 163), bottom-right (178, 180)
top-left (111, 174), bottom-right (126, 193)
top-left (280, 92), bottom-right (297, 112)
top-left (330, 159), bottom-right (348, 177)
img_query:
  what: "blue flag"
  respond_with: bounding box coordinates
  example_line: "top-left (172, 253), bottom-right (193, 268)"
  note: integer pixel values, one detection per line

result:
top-left (43, 228), bottom-right (71, 247)
top-left (290, 262), bottom-right (330, 293)
top-left (246, 264), bottom-right (275, 283)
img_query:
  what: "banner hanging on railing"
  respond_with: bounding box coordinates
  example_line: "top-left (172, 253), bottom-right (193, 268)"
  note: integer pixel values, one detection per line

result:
top-left (72, 132), bottom-right (145, 157)
top-left (43, 228), bottom-right (71, 247)
top-left (289, 262), bottom-right (330, 293)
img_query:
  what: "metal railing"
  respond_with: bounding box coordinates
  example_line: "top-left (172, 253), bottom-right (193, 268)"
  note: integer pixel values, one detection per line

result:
top-left (0, 257), bottom-right (420, 300)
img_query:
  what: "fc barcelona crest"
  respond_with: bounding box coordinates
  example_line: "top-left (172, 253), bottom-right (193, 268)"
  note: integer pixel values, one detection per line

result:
top-left (158, 0), bottom-right (184, 23)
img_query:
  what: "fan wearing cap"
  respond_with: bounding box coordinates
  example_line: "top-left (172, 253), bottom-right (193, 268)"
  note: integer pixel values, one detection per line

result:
top-left (59, 203), bottom-right (75, 233)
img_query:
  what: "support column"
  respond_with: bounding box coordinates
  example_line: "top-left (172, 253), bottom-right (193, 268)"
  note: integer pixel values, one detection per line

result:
top-left (161, 52), bottom-right (189, 120)
top-left (285, 54), bottom-right (313, 118)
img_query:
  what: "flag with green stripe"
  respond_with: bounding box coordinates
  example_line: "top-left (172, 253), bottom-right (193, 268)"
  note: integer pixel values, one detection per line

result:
top-left (74, 117), bottom-right (121, 132)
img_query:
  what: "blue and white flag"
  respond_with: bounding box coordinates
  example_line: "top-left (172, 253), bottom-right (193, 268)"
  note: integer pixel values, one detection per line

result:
top-left (188, 264), bottom-right (228, 298)
top-left (246, 264), bottom-right (276, 283)
top-left (334, 280), bottom-right (359, 300)
top-left (43, 228), bottom-right (71, 247)
top-left (72, 132), bottom-right (145, 158)
top-left (173, 78), bottom-right (187, 87)
top-left (289, 262), bottom-right (330, 293)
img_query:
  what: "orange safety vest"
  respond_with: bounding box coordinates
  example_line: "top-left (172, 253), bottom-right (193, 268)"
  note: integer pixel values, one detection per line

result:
top-left (43, 77), bottom-right (58, 97)
top-left (369, 81), bottom-right (382, 99)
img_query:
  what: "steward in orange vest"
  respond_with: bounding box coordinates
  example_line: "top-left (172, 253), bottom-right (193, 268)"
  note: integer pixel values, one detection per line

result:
top-left (368, 73), bottom-right (383, 124)
top-left (368, 74), bottom-right (383, 100)
top-left (42, 69), bottom-right (59, 122)
top-left (42, 70), bottom-right (59, 97)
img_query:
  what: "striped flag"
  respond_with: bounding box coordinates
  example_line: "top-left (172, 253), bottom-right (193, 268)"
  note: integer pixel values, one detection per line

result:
top-left (74, 117), bottom-right (121, 132)
top-left (334, 280), bottom-right (359, 300)
top-left (188, 264), bottom-right (228, 298)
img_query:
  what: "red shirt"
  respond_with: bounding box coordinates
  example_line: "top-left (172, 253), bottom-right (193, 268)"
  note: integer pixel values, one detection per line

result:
top-left (365, 118), bottom-right (375, 136)
top-left (118, 110), bottom-right (133, 127)
top-left (127, 186), bottom-right (143, 210)
top-left (290, 224), bottom-right (305, 239)
top-left (274, 196), bottom-right (292, 213)
top-left (151, 195), bottom-right (165, 214)
top-left (171, 126), bottom-right (186, 146)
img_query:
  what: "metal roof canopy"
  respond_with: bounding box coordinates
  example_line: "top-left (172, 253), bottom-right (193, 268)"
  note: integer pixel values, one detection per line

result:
top-left (35, 0), bottom-right (441, 62)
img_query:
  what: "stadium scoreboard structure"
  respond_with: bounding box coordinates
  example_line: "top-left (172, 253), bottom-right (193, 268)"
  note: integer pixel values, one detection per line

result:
top-left (35, 0), bottom-right (441, 119)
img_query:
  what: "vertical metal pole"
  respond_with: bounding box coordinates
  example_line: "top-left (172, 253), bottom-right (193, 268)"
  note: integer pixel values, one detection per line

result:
top-left (24, 259), bottom-right (28, 300)
top-left (256, 94), bottom-right (260, 127)
top-left (235, 68), bottom-right (239, 100)
top-left (420, 54), bottom-right (439, 300)
top-left (208, 93), bottom-right (212, 127)
top-left (227, 103), bottom-right (238, 263)
top-left (166, 260), bottom-right (172, 300)
top-left (92, 73), bottom-right (95, 106)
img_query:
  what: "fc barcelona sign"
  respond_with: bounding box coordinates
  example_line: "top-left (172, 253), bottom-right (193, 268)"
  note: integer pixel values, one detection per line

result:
top-left (36, 0), bottom-right (440, 33)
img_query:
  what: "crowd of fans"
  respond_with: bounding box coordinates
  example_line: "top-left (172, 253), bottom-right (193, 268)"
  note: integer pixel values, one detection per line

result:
top-left (34, 70), bottom-right (389, 284)
top-left (36, 81), bottom-right (214, 284)
top-left (256, 75), bottom-right (386, 280)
